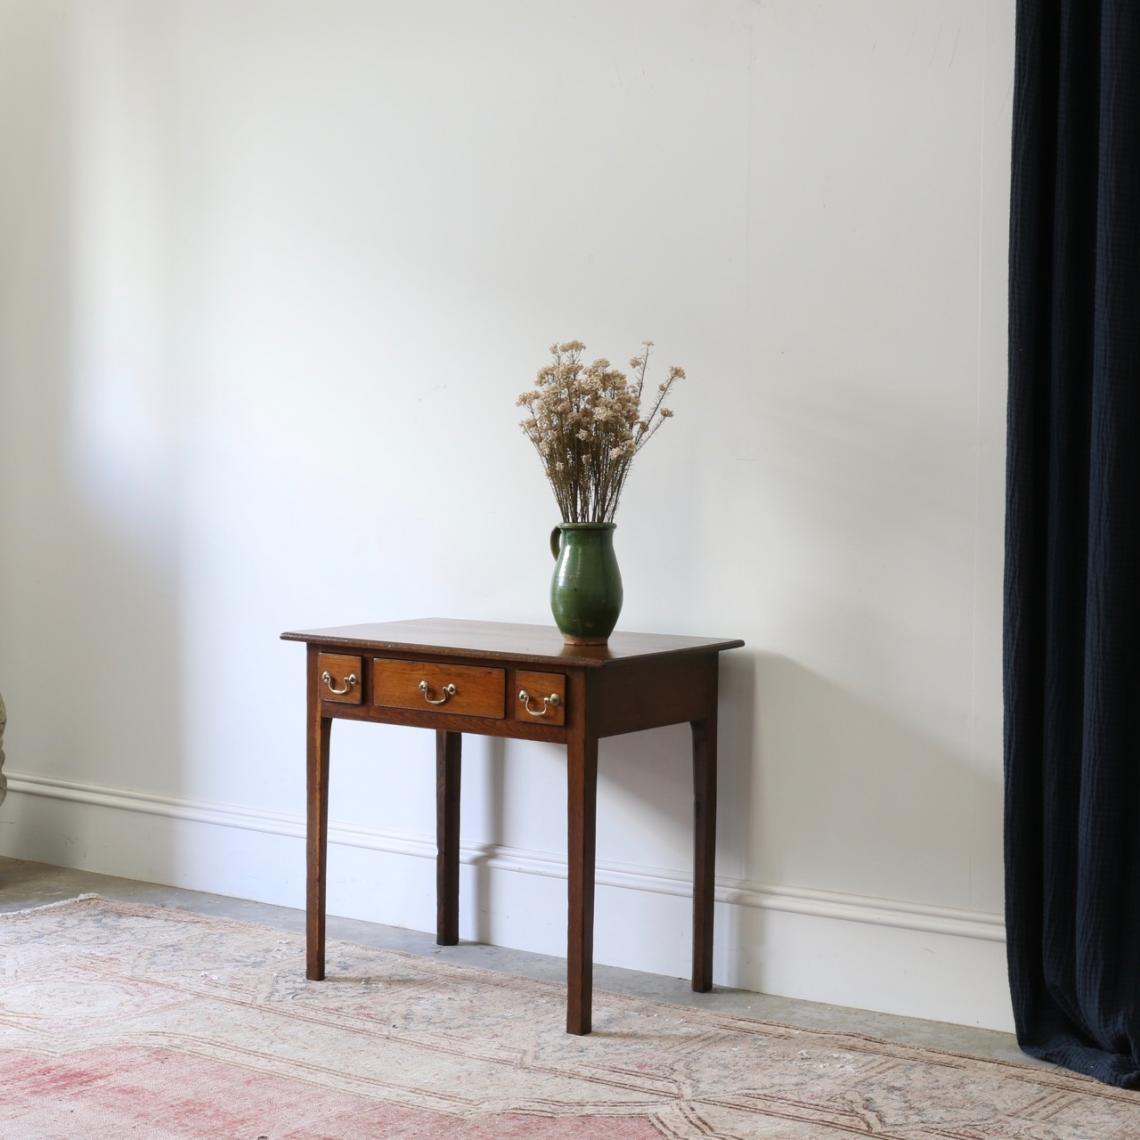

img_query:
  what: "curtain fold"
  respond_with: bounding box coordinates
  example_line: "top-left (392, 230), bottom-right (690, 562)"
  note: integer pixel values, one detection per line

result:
top-left (1006, 0), bottom-right (1140, 1087)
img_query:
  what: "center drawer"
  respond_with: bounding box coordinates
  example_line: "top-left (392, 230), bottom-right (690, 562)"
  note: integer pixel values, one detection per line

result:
top-left (372, 658), bottom-right (506, 719)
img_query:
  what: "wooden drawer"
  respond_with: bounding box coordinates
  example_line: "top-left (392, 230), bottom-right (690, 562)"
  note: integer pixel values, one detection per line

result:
top-left (317, 653), bottom-right (363, 705)
top-left (513, 670), bottom-right (566, 726)
top-left (372, 658), bottom-right (505, 719)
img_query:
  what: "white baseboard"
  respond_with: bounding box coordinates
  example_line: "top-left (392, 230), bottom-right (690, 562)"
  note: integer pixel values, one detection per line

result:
top-left (0, 770), bottom-right (1013, 1032)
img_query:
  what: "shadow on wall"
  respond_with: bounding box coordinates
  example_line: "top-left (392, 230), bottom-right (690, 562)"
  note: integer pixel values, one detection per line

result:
top-left (473, 736), bottom-right (508, 947)
top-left (752, 652), bottom-right (987, 889)
top-left (0, 6), bottom-right (186, 879)
top-left (724, 651), bottom-right (997, 990)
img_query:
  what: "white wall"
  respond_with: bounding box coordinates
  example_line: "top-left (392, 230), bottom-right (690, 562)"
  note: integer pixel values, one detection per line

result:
top-left (0, 0), bottom-right (1015, 1029)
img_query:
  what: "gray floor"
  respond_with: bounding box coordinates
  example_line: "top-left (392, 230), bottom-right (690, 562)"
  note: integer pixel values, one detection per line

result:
top-left (0, 856), bottom-right (1035, 1068)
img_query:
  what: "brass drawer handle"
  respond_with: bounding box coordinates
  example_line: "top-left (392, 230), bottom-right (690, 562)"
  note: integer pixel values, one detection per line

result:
top-left (321, 670), bottom-right (358, 695)
top-left (519, 689), bottom-right (560, 717)
top-left (419, 680), bottom-right (457, 706)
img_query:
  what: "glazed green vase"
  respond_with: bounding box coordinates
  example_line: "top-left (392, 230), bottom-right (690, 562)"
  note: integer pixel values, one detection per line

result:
top-left (549, 522), bottom-right (623, 645)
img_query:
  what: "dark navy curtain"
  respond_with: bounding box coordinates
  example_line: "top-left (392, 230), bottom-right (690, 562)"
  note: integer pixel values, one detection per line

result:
top-left (1005, 0), bottom-right (1140, 1087)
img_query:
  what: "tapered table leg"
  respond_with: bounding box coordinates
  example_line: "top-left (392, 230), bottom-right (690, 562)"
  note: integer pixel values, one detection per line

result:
top-left (436, 730), bottom-right (462, 945)
top-left (567, 731), bottom-right (599, 1035)
top-left (691, 716), bottom-right (717, 992)
top-left (306, 654), bottom-right (332, 981)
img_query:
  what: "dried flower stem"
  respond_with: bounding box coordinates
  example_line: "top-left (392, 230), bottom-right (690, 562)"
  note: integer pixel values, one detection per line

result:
top-left (517, 340), bottom-right (684, 523)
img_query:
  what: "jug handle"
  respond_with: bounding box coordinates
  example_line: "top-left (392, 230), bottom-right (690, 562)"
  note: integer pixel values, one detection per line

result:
top-left (550, 526), bottom-right (561, 561)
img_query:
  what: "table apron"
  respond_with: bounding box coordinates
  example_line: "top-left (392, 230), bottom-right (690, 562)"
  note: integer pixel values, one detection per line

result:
top-left (317, 700), bottom-right (571, 743)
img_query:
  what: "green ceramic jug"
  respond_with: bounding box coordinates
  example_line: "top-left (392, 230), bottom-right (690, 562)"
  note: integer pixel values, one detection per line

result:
top-left (549, 523), bottom-right (623, 644)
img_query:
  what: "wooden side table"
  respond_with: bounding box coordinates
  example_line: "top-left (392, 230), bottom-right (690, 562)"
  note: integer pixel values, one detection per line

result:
top-left (281, 618), bottom-right (744, 1035)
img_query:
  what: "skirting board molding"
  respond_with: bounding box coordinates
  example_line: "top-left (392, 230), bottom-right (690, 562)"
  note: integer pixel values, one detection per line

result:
top-left (0, 770), bottom-right (1013, 1032)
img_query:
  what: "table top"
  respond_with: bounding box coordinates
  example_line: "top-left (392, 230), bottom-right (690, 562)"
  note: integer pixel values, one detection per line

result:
top-left (281, 618), bottom-right (744, 669)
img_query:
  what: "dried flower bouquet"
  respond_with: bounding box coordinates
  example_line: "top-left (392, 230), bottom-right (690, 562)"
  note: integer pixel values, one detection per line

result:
top-left (517, 340), bottom-right (684, 523)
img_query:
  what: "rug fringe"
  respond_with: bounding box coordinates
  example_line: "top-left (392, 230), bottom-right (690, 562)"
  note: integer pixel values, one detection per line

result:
top-left (0, 892), bottom-right (105, 917)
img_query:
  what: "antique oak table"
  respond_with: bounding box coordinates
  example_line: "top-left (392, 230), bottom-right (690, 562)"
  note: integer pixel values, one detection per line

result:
top-left (282, 618), bottom-right (744, 1035)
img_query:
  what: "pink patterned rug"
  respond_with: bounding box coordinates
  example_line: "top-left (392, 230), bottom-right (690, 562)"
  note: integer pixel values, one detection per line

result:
top-left (1, 897), bottom-right (1138, 1138)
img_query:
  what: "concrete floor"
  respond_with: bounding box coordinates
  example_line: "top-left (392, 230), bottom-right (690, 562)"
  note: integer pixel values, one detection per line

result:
top-left (0, 856), bottom-right (1034, 1068)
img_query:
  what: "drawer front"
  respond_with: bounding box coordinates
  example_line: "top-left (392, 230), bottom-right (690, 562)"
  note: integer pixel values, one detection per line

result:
top-left (514, 670), bottom-right (567, 726)
top-left (317, 653), bottom-right (363, 705)
top-left (372, 658), bottom-right (505, 719)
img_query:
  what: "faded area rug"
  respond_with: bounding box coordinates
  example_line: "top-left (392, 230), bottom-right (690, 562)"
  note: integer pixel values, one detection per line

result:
top-left (2, 898), bottom-right (1139, 1139)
